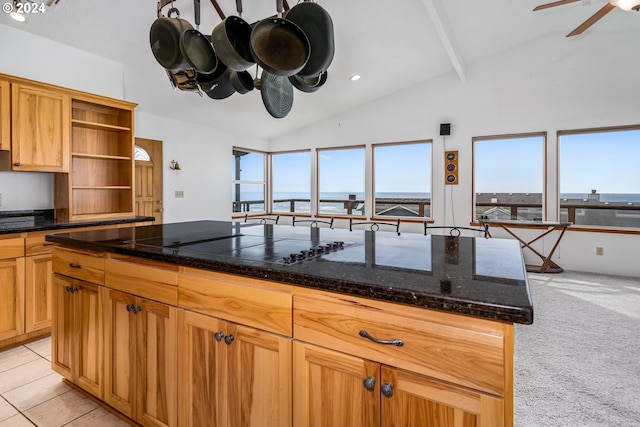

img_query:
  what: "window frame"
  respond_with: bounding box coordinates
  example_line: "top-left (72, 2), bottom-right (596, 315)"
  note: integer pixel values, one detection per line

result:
top-left (372, 139), bottom-right (433, 221)
top-left (557, 124), bottom-right (640, 231)
top-left (472, 132), bottom-right (547, 222)
top-left (270, 149), bottom-right (312, 216)
top-left (316, 145), bottom-right (367, 218)
top-left (231, 147), bottom-right (268, 216)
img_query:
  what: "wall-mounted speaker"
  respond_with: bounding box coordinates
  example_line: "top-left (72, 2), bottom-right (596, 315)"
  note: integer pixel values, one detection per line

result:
top-left (444, 150), bottom-right (458, 185)
top-left (440, 123), bottom-right (451, 136)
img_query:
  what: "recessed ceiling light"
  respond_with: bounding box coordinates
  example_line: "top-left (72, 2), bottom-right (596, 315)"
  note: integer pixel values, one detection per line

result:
top-left (10, 11), bottom-right (25, 22)
top-left (350, 74), bottom-right (361, 81)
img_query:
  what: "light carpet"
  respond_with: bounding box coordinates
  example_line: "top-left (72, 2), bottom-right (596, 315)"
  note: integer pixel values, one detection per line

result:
top-left (514, 271), bottom-right (640, 426)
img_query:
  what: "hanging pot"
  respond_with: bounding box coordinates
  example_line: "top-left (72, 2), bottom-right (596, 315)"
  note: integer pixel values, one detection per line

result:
top-left (210, 0), bottom-right (255, 71)
top-left (197, 65), bottom-right (235, 99)
top-left (150, 8), bottom-right (194, 70)
top-left (259, 69), bottom-right (294, 118)
top-left (229, 70), bottom-right (254, 94)
top-left (179, 29), bottom-right (218, 74)
top-left (284, 1), bottom-right (335, 78)
top-left (289, 70), bottom-right (327, 93)
top-left (250, 0), bottom-right (310, 77)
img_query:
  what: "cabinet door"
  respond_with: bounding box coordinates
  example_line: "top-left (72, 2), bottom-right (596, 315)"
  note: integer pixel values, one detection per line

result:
top-left (51, 274), bottom-right (75, 379)
top-left (25, 253), bottom-right (52, 333)
top-left (11, 83), bottom-right (70, 172)
top-left (0, 257), bottom-right (25, 341)
top-left (177, 310), bottom-right (229, 427)
top-left (76, 281), bottom-right (103, 398)
top-left (137, 298), bottom-right (177, 427)
top-left (228, 324), bottom-right (292, 427)
top-left (380, 366), bottom-right (505, 427)
top-left (293, 342), bottom-right (379, 427)
top-left (0, 80), bottom-right (9, 151)
top-left (103, 288), bottom-right (137, 418)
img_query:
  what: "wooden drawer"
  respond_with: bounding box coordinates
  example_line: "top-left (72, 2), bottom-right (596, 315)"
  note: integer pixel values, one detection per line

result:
top-left (52, 247), bottom-right (104, 285)
top-left (26, 233), bottom-right (56, 255)
top-left (293, 293), bottom-right (507, 396)
top-left (0, 236), bottom-right (24, 259)
top-left (105, 258), bottom-right (178, 306)
top-left (179, 271), bottom-right (292, 337)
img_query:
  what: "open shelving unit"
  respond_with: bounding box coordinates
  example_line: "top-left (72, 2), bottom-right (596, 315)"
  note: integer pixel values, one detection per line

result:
top-left (55, 95), bottom-right (136, 221)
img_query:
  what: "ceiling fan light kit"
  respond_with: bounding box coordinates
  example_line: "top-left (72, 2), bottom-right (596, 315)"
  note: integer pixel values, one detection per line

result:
top-left (534, 0), bottom-right (639, 37)
top-left (149, 0), bottom-right (335, 119)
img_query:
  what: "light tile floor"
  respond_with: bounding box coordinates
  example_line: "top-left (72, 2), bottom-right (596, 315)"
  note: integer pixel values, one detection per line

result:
top-left (0, 337), bottom-right (131, 427)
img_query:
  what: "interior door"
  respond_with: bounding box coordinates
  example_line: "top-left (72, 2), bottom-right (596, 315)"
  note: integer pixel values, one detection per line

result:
top-left (135, 138), bottom-right (163, 224)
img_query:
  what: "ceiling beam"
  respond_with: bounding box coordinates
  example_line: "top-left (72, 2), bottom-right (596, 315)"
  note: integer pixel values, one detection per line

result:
top-left (421, 0), bottom-right (466, 82)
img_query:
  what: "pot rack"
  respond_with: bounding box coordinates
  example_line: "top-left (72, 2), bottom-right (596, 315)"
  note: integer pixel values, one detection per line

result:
top-left (156, 0), bottom-right (293, 20)
top-left (154, 0), bottom-right (332, 119)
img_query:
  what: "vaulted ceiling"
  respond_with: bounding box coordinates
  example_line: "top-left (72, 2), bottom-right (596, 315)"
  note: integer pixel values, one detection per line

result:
top-left (1, 0), bottom-right (638, 139)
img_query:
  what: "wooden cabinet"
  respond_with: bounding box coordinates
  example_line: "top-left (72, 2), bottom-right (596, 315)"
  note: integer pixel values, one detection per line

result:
top-left (51, 273), bottom-right (103, 398)
top-left (293, 291), bottom-right (513, 427)
top-left (55, 95), bottom-right (136, 221)
top-left (293, 341), bottom-right (379, 427)
top-left (25, 252), bottom-right (52, 332)
top-left (0, 237), bottom-right (25, 341)
top-left (177, 309), bottom-right (292, 427)
top-left (103, 288), bottom-right (177, 427)
top-left (0, 79), bottom-right (10, 151)
top-left (1, 82), bottom-right (70, 172)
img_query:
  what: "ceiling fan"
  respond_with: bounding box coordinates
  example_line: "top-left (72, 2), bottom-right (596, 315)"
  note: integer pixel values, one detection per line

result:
top-left (534, 0), bottom-right (639, 37)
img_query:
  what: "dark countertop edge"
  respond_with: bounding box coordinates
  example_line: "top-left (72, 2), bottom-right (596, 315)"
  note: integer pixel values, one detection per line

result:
top-left (46, 235), bottom-right (534, 325)
top-left (0, 216), bottom-right (156, 235)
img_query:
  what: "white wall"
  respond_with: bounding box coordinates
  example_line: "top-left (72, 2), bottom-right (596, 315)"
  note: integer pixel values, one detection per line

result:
top-left (269, 32), bottom-right (640, 277)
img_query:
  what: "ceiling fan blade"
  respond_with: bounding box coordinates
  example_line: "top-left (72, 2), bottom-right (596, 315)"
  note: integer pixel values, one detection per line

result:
top-left (533, 0), bottom-right (581, 12)
top-left (566, 2), bottom-right (616, 37)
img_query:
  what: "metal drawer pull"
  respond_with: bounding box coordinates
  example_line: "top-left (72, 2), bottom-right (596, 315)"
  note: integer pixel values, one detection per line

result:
top-left (126, 304), bottom-right (141, 314)
top-left (224, 334), bottom-right (235, 345)
top-left (381, 382), bottom-right (394, 398)
top-left (69, 263), bottom-right (82, 269)
top-left (214, 332), bottom-right (225, 342)
top-left (359, 330), bottom-right (404, 347)
top-left (363, 376), bottom-right (376, 391)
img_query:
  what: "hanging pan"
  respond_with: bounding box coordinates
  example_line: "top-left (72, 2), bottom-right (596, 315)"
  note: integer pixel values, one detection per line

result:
top-left (250, 0), bottom-right (310, 77)
top-left (210, 0), bottom-right (255, 71)
top-left (178, 0), bottom-right (218, 74)
top-left (150, 7), bottom-right (194, 70)
top-left (284, 1), bottom-right (335, 78)
top-left (289, 70), bottom-right (327, 93)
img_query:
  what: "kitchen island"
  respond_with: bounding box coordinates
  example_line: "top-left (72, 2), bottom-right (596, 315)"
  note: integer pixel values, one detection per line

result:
top-left (47, 220), bottom-right (533, 427)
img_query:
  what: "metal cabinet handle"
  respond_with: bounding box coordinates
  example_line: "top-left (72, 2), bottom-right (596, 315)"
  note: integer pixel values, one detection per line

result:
top-left (126, 304), bottom-right (141, 313)
top-left (224, 334), bottom-right (235, 345)
top-left (13, 162), bottom-right (21, 167)
top-left (69, 263), bottom-right (82, 269)
top-left (214, 331), bottom-right (225, 342)
top-left (363, 376), bottom-right (376, 391)
top-left (66, 286), bottom-right (79, 293)
top-left (381, 382), bottom-right (394, 398)
top-left (359, 330), bottom-right (404, 347)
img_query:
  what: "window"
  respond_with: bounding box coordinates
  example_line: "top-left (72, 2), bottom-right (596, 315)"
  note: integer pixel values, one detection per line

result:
top-left (559, 126), bottom-right (640, 228)
top-left (373, 141), bottom-right (432, 218)
top-left (473, 133), bottom-right (545, 221)
top-left (134, 145), bottom-right (151, 161)
top-left (271, 151), bottom-right (311, 214)
top-left (232, 149), bottom-right (266, 213)
top-left (317, 146), bottom-right (365, 216)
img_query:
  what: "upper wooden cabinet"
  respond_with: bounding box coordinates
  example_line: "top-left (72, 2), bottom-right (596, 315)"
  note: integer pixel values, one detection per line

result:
top-left (2, 82), bottom-right (70, 172)
top-left (0, 80), bottom-right (10, 151)
top-left (55, 94), bottom-right (135, 221)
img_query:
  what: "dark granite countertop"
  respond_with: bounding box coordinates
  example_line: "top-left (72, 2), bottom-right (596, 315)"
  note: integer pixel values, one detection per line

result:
top-left (46, 220), bottom-right (534, 325)
top-left (0, 210), bottom-right (155, 234)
